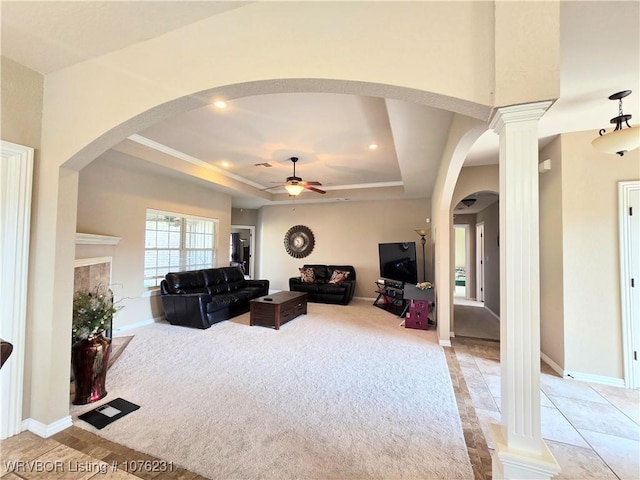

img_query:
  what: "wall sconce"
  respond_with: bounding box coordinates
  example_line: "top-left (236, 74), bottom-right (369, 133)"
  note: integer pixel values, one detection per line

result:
top-left (592, 90), bottom-right (640, 156)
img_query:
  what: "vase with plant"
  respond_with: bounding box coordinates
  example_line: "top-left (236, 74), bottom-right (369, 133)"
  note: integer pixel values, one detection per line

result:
top-left (71, 286), bottom-right (121, 405)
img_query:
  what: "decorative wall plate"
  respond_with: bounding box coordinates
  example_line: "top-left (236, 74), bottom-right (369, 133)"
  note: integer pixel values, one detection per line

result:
top-left (284, 225), bottom-right (315, 258)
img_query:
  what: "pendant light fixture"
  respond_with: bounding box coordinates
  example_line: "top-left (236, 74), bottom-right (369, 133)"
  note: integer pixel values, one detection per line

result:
top-left (592, 90), bottom-right (640, 156)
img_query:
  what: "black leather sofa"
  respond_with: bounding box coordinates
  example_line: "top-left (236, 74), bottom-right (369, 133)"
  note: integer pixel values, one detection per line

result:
top-left (160, 267), bottom-right (269, 329)
top-left (289, 264), bottom-right (356, 305)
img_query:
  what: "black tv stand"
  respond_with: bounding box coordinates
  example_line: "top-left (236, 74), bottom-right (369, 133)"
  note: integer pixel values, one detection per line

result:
top-left (373, 279), bottom-right (405, 316)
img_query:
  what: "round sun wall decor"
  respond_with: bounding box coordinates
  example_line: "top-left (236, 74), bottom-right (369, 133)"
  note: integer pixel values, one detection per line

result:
top-left (284, 225), bottom-right (315, 258)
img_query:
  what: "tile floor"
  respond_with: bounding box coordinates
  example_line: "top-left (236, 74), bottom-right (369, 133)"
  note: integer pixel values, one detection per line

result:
top-left (451, 336), bottom-right (640, 480)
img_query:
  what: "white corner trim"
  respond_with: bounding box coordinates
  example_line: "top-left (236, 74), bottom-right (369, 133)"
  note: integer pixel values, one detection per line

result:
top-left (540, 351), bottom-right (563, 377)
top-left (23, 415), bottom-right (73, 438)
top-left (76, 233), bottom-right (122, 245)
top-left (485, 305), bottom-right (500, 321)
top-left (439, 338), bottom-right (452, 347)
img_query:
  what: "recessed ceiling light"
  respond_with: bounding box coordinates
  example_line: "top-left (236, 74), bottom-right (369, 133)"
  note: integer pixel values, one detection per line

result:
top-left (213, 100), bottom-right (227, 109)
top-left (369, 144), bottom-right (378, 150)
top-left (221, 161), bottom-right (230, 168)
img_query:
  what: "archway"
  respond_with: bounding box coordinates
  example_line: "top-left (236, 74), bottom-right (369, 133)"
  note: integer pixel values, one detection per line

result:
top-left (44, 80), bottom-right (488, 431)
top-left (452, 190), bottom-right (500, 340)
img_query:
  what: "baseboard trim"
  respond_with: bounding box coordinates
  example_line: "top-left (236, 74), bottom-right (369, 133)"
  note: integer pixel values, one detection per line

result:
top-left (540, 352), bottom-right (626, 387)
top-left (114, 316), bottom-right (161, 333)
top-left (563, 371), bottom-right (626, 388)
top-left (355, 296), bottom-right (377, 302)
top-left (485, 306), bottom-right (500, 321)
top-left (23, 415), bottom-right (72, 438)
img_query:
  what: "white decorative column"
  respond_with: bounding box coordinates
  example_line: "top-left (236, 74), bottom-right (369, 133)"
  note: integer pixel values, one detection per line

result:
top-left (489, 102), bottom-right (560, 479)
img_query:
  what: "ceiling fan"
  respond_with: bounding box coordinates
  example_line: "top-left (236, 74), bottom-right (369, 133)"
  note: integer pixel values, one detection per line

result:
top-left (265, 157), bottom-right (326, 196)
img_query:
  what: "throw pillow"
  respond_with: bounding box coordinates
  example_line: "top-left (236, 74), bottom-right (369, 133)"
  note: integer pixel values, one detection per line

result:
top-left (299, 267), bottom-right (315, 283)
top-left (328, 270), bottom-right (350, 285)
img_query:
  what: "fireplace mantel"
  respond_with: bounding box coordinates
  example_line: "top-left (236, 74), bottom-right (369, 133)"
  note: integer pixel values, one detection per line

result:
top-left (76, 233), bottom-right (121, 246)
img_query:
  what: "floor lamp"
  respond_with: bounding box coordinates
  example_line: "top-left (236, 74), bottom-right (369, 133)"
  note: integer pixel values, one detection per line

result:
top-left (414, 229), bottom-right (429, 282)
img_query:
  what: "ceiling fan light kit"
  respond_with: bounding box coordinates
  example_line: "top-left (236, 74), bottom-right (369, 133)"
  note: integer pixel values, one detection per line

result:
top-left (266, 157), bottom-right (327, 197)
top-left (592, 90), bottom-right (640, 156)
top-left (284, 183), bottom-right (305, 196)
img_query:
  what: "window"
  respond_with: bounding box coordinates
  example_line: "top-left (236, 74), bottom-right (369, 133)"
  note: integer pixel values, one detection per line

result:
top-left (144, 209), bottom-right (218, 289)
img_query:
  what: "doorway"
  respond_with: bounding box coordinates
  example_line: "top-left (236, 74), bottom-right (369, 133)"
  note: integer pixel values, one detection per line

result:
top-left (230, 225), bottom-right (255, 279)
top-left (619, 181), bottom-right (639, 389)
top-left (453, 224), bottom-right (472, 299)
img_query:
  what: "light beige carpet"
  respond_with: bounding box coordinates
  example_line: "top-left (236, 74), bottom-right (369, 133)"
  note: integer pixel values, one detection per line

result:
top-left (71, 299), bottom-right (473, 479)
top-left (108, 335), bottom-right (134, 369)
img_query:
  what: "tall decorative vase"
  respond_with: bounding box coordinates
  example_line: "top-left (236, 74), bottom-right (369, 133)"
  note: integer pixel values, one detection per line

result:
top-left (72, 333), bottom-right (111, 405)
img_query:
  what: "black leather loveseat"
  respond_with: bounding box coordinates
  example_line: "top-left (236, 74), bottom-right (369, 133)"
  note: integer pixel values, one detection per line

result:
top-left (160, 267), bottom-right (269, 329)
top-left (289, 264), bottom-right (356, 305)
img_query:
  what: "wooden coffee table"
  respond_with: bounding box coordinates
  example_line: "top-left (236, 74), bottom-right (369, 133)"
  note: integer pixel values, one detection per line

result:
top-left (250, 291), bottom-right (308, 330)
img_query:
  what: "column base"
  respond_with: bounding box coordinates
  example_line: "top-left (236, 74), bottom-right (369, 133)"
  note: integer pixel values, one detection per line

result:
top-left (490, 423), bottom-right (560, 480)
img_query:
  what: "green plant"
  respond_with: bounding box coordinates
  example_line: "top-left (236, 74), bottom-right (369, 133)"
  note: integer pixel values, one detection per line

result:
top-left (72, 287), bottom-right (121, 342)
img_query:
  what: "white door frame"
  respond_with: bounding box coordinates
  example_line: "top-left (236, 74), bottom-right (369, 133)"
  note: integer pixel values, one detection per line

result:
top-left (230, 225), bottom-right (255, 279)
top-left (476, 222), bottom-right (485, 302)
top-left (0, 141), bottom-right (34, 439)
top-left (619, 181), bottom-right (640, 389)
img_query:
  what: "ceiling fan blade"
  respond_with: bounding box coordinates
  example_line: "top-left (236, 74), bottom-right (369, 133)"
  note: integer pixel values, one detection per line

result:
top-left (261, 185), bottom-right (284, 191)
top-left (303, 181), bottom-right (322, 186)
top-left (305, 185), bottom-right (326, 194)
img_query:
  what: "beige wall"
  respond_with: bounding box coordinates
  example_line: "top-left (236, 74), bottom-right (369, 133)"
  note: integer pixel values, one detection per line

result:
top-left (259, 199), bottom-right (432, 298)
top-left (539, 137), bottom-right (565, 369)
top-left (76, 153), bottom-right (232, 330)
top-left (560, 130), bottom-right (639, 379)
top-left (231, 208), bottom-right (258, 226)
top-left (1, 57), bottom-right (44, 420)
top-left (1, 58), bottom-right (43, 148)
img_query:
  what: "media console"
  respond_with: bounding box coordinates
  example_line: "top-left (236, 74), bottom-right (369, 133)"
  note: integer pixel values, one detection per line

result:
top-left (373, 279), bottom-right (406, 316)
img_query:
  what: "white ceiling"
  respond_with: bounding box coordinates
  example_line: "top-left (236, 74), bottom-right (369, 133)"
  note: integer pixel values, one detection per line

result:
top-left (2, 1), bottom-right (638, 209)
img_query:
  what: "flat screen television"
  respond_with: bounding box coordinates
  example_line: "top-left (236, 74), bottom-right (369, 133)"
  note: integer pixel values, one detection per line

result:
top-left (378, 242), bottom-right (418, 285)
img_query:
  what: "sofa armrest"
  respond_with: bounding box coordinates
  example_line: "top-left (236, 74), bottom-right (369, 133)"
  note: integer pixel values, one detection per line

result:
top-left (161, 293), bottom-right (213, 329)
top-left (341, 280), bottom-right (356, 304)
top-left (289, 277), bottom-right (302, 289)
